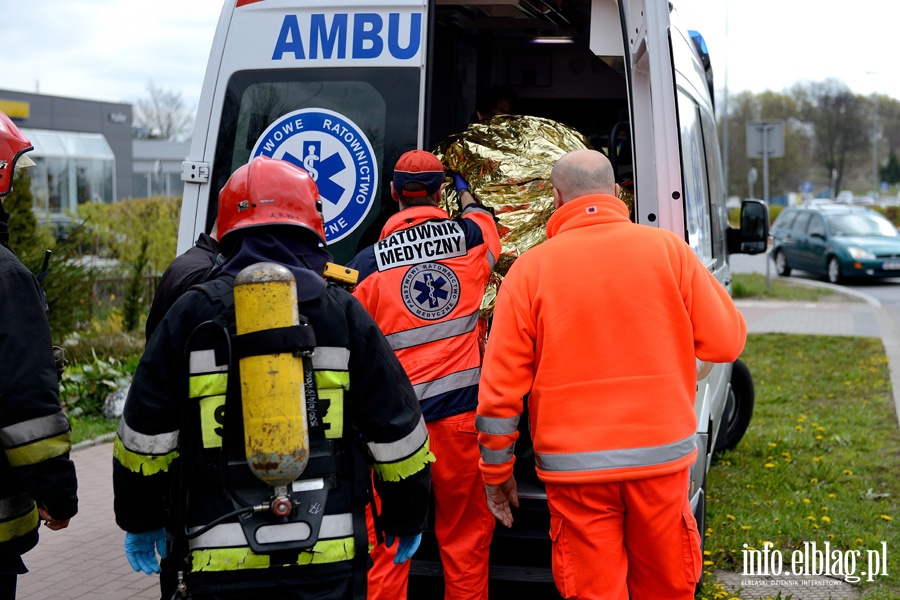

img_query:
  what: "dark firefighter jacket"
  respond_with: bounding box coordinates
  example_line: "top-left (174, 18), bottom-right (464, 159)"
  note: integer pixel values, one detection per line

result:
top-left (0, 245), bottom-right (78, 564)
top-left (113, 268), bottom-right (434, 594)
top-left (145, 232), bottom-right (220, 341)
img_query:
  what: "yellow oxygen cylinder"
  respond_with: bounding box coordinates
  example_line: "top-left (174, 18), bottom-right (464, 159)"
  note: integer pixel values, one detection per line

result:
top-left (233, 262), bottom-right (309, 487)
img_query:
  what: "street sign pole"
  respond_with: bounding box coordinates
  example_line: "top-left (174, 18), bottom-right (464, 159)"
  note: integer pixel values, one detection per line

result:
top-left (747, 121), bottom-right (785, 292)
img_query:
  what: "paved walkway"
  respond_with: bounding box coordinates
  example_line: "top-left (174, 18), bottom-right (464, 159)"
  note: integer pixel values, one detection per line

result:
top-left (17, 440), bottom-right (158, 599)
top-left (15, 284), bottom-right (896, 600)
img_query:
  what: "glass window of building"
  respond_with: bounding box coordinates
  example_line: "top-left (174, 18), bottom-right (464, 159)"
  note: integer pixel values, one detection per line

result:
top-left (20, 128), bottom-right (116, 224)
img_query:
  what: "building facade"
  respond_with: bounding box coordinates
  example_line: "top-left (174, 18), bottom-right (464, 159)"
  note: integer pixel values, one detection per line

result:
top-left (0, 89), bottom-right (187, 226)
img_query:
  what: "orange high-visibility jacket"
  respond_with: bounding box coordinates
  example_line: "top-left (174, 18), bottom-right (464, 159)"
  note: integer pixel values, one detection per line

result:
top-left (476, 194), bottom-right (747, 485)
top-left (349, 204), bottom-right (501, 421)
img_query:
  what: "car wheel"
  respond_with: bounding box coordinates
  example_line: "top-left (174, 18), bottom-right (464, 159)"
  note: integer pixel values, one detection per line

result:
top-left (827, 256), bottom-right (843, 284)
top-left (774, 250), bottom-right (791, 276)
top-left (714, 359), bottom-right (754, 453)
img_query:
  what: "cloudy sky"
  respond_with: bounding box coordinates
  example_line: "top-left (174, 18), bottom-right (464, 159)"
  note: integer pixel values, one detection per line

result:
top-left (1, 0), bottom-right (897, 113)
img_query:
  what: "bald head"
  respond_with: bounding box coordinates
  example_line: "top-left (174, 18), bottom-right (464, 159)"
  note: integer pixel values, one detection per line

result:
top-left (550, 149), bottom-right (617, 206)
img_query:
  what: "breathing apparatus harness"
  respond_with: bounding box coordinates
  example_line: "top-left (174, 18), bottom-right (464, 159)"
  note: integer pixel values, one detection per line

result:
top-left (171, 262), bottom-right (365, 599)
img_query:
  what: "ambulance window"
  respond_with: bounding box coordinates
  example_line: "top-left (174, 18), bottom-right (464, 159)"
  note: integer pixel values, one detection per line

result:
top-left (211, 68), bottom-right (420, 261)
top-left (677, 92), bottom-right (714, 263)
top-left (699, 110), bottom-right (728, 266)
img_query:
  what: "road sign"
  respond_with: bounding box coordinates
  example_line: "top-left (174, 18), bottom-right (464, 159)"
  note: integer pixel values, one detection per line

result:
top-left (746, 121), bottom-right (784, 158)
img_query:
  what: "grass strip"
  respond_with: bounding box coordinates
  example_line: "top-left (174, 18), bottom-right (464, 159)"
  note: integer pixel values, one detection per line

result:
top-left (70, 415), bottom-right (119, 445)
top-left (699, 334), bottom-right (899, 600)
top-left (731, 273), bottom-right (840, 302)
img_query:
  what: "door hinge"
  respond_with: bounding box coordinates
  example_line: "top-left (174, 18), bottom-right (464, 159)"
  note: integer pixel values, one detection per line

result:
top-left (181, 161), bottom-right (210, 184)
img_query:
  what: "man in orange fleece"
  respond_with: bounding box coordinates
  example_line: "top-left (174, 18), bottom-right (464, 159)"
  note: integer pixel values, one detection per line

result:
top-left (475, 149), bottom-right (747, 600)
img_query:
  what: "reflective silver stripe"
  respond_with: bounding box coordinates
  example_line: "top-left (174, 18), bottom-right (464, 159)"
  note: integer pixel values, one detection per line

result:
top-left (0, 493), bottom-right (34, 519)
top-left (486, 248), bottom-right (496, 270)
top-left (479, 442), bottom-right (515, 465)
top-left (367, 416), bottom-right (428, 463)
top-left (412, 367), bottom-right (481, 401)
top-left (0, 412), bottom-right (70, 448)
top-left (117, 419), bottom-right (179, 455)
top-left (475, 415), bottom-right (520, 436)
top-left (312, 347), bottom-right (350, 371)
top-left (189, 349), bottom-right (227, 373)
top-left (188, 513), bottom-right (354, 549)
top-left (536, 435), bottom-right (698, 473)
top-left (385, 312), bottom-right (478, 351)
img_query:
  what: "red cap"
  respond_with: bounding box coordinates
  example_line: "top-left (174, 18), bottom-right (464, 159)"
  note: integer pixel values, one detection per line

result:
top-left (393, 150), bottom-right (445, 197)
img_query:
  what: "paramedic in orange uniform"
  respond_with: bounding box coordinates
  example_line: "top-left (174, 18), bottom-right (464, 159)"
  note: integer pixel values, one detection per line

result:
top-left (348, 150), bottom-right (501, 600)
top-left (476, 149), bottom-right (747, 600)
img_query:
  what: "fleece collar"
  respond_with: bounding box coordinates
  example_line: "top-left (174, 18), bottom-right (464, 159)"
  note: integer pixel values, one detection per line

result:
top-left (546, 194), bottom-right (630, 239)
top-left (381, 205), bottom-right (450, 238)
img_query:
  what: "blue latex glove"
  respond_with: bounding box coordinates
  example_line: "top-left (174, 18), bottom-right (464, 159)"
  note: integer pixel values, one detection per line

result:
top-left (124, 529), bottom-right (167, 575)
top-left (385, 533), bottom-right (422, 564)
top-left (451, 172), bottom-right (469, 194)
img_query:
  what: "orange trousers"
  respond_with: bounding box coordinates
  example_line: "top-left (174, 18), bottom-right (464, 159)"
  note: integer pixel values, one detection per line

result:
top-left (367, 410), bottom-right (495, 600)
top-left (545, 467), bottom-right (701, 600)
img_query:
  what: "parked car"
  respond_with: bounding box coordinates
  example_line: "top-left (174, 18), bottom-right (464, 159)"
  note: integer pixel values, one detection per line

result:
top-left (771, 204), bottom-right (900, 284)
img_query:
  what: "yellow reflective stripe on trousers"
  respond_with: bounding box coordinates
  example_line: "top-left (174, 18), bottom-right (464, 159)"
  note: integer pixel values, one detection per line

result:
top-left (373, 437), bottom-right (435, 483)
top-left (113, 435), bottom-right (179, 475)
top-left (0, 503), bottom-right (38, 543)
top-left (4, 432), bottom-right (71, 467)
top-left (190, 537), bottom-right (355, 571)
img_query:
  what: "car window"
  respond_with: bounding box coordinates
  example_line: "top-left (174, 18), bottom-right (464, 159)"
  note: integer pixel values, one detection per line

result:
top-left (791, 211), bottom-right (812, 234)
top-left (827, 213), bottom-right (899, 237)
top-left (807, 214), bottom-right (825, 237)
top-left (774, 210), bottom-right (797, 230)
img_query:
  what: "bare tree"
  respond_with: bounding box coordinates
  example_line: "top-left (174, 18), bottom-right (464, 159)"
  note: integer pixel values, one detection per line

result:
top-left (793, 79), bottom-right (868, 195)
top-left (133, 81), bottom-right (194, 141)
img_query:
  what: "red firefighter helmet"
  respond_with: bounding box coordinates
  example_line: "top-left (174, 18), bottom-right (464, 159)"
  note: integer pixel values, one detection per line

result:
top-left (0, 112), bottom-right (35, 197)
top-left (216, 156), bottom-right (326, 244)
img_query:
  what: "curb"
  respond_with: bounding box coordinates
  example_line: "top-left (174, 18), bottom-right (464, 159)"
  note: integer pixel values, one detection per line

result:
top-left (71, 431), bottom-right (116, 452)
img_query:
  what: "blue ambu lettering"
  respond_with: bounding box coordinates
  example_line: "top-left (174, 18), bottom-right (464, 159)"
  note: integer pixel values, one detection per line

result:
top-left (272, 12), bottom-right (422, 61)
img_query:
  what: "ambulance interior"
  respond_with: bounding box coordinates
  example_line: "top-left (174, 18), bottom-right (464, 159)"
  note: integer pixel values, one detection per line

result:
top-left (414, 0), bottom-right (635, 582)
top-left (426, 0), bottom-right (632, 183)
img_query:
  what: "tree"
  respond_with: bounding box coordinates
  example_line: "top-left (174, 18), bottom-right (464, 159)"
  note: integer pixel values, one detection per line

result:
top-left (881, 150), bottom-right (900, 185)
top-left (792, 79), bottom-right (868, 195)
top-left (77, 196), bottom-right (180, 277)
top-left (3, 168), bottom-right (93, 341)
top-left (133, 81), bottom-right (194, 141)
top-left (721, 90), bottom-right (811, 199)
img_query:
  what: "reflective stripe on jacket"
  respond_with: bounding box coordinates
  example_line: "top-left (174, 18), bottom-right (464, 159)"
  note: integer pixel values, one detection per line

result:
top-left (0, 246), bottom-right (78, 560)
top-left (476, 194), bottom-right (746, 485)
top-left (113, 277), bottom-right (433, 584)
top-left (348, 204), bottom-right (500, 421)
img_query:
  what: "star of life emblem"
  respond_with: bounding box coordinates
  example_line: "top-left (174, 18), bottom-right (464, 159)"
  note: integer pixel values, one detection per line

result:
top-left (250, 107), bottom-right (378, 244)
top-left (401, 263), bottom-right (460, 321)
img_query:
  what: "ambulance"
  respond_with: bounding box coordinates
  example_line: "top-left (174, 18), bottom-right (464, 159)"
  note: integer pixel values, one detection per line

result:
top-left (178, 0), bottom-right (768, 591)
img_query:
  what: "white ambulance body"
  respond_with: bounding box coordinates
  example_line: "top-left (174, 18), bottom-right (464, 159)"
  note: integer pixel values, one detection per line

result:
top-left (179, 0), bottom-right (767, 587)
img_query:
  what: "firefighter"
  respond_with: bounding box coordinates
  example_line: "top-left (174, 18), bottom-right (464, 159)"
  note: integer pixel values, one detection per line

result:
top-left (113, 156), bottom-right (433, 600)
top-left (144, 224), bottom-right (219, 341)
top-left (0, 111), bottom-right (78, 599)
top-left (348, 150), bottom-right (501, 600)
top-left (476, 149), bottom-right (747, 599)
